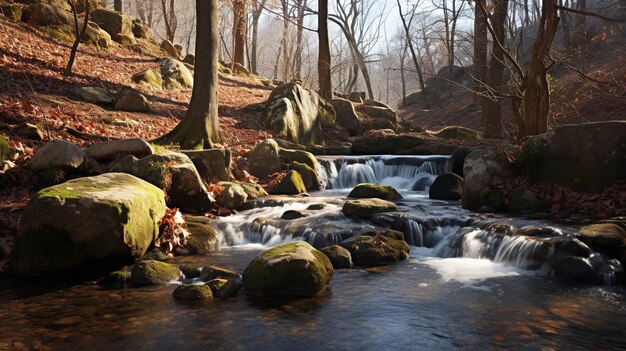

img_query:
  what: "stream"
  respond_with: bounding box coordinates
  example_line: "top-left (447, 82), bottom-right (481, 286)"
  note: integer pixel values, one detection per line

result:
top-left (1, 155), bottom-right (625, 350)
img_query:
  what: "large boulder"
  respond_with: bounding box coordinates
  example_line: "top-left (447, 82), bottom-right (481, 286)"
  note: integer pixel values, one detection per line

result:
top-left (131, 260), bottom-right (180, 285)
top-left (131, 18), bottom-right (150, 39)
top-left (356, 104), bottom-right (397, 127)
top-left (342, 198), bottom-right (397, 219)
top-left (85, 138), bottom-right (154, 161)
top-left (340, 234), bottom-right (410, 266)
top-left (132, 69), bottom-right (163, 90)
top-left (578, 223), bottom-right (626, 258)
top-left (11, 173), bottom-right (166, 274)
top-left (183, 149), bottom-right (231, 182)
top-left (262, 83), bottom-right (335, 145)
top-left (279, 148), bottom-right (317, 169)
top-left (247, 139), bottom-right (282, 179)
top-left (429, 173), bottom-right (463, 200)
top-left (462, 149), bottom-right (511, 209)
top-left (91, 8), bottom-right (132, 39)
top-left (22, 3), bottom-right (71, 26)
top-left (348, 183), bottom-right (402, 201)
top-left (27, 140), bottom-right (87, 172)
top-left (242, 241), bottom-right (334, 298)
top-left (519, 121), bottom-right (626, 190)
top-left (110, 152), bottom-right (211, 213)
top-left (331, 98), bottom-right (362, 136)
top-left (159, 58), bottom-right (193, 90)
top-left (160, 40), bottom-right (180, 59)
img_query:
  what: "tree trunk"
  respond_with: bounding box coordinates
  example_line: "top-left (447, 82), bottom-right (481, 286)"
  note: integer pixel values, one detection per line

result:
top-left (293, 0), bottom-right (307, 80)
top-left (318, 0), bottom-right (333, 100)
top-left (65, 0), bottom-right (90, 75)
top-left (514, 0), bottom-right (559, 139)
top-left (155, 0), bottom-right (221, 149)
top-left (397, 0), bottom-right (428, 107)
top-left (483, 0), bottom-right (508, 138)
top-left (473, 0), bottom-right (488, 108)
top-left (251, 0), bottom-right (266, 74)
top-left (114, 0), bottom-right (122, 12)
top-left (232, 0), bottom-right (247, 68)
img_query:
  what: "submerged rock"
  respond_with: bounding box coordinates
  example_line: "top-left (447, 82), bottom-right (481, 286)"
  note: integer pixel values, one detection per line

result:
top-left (342, 198), bottom-right (397, 219)
top-left (348, 183), bottom-right (402, 201)
top-left (340, 234), bottom-right (410, 266)
top-left (320, 245), bottom-right (353, 269)
top-left (429, 173), bottom-right (463, 200)
top-left (131, 260), bottom-right (180, 285)
top-left (184, 216), bottom-right (220, 255)
top-left (11, 173), bottom-right (166, 274)
top-left (242, 241), bottom-right (333, 298)
top-left (173, 284), bottom-right (213, 300)
top-left (201, 265), bottom-right (241, 282)
top-left (206, 278), bottom-right (242, 298)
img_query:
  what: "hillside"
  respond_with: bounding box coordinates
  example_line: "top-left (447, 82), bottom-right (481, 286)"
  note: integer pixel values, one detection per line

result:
top-left (398, 41), bottom-right (626, 135)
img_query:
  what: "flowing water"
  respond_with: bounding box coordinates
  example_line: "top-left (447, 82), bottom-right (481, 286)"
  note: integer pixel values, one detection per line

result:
top-left (1, 155), bottom-right (625, 351)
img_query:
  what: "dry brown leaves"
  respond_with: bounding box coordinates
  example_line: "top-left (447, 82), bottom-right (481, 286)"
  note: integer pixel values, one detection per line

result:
top-left (154, 208), bottom-right (190, 255)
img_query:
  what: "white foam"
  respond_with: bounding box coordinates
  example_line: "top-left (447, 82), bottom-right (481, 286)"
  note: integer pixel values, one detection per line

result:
top-left (418, 257), bottom-right (527, 286)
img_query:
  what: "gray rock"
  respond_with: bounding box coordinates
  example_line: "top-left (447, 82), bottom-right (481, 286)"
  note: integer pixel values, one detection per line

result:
top-left (159, 58), bottom-right (193, 89)
top-left (217, 182), bottom-right (248, 210)
top-left (206, 278), bottom-right (242, 298)
top-left (115, 88), bottom-right (150, 112)
top-left (347, 91), bottom-right (365, 103)
top-left (183, 149), bottom-right (231, 182)
top-left (320, 245), bottom-right (353, 268)
top-left (331, 98), bottom-right (362, 136)
top-left (429, 173), bottom-right (463, 200)
top-left (75, 86), bottom-right (115, 105)
top-left (340, 234), bottom-right (409, 266)
top-left (462, 149), bottom-right (511, 210)
top-left (160, 40), bottom-right (180, 59)
top-left (27, 140), bottom-right (87, 171)
top-left (85, 138), bottom-right (154, 161)
top-left (262, 83), bottom-right (334, 145)
top-left (342, 198), bottom-right (397, 219)
top-left (91, 8), bottom-right (132, 39)
top-left (247, 139), bottom-right (282, 179)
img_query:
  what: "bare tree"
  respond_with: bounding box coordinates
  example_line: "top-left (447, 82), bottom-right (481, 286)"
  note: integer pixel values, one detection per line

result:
top-left (65, 0), bottom-right (90, 75)
top-left (232, 0), bottom-right (247, 67)
top-left (250, 0), bottom-right (268, 74)
top-left (397, 0), bottom-right (428, 107)
top-left (161, 0), bottom-right (178, 42)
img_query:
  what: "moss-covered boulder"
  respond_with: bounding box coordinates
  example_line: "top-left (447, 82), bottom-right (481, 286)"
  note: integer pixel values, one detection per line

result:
top-left (342, 198), bottom-right (397, 219)
top-left (131, 260), bottom-right (180, 285)
top-left (91, 8), bottom-right (132, 40)
top-left (320, 245), bottom-right (353, 269)
top-left (429, 173), bottom-right (463, 200)
top-left (11, 173), bottom-right (166, 274)
top-left (206, 278), bottom-right (242, 298)
top-left (433, 126), bottom-right (485, 141)
top-left (578, 223), bottom-right (626, 257)
top-left (98, 269), bottom-right (131, 289)
top-left (242, 241), bottom-right (333, 298)
top-left (239, 183), bottom-right (268, 199)
top-left (247, 139), bottom-right (282, 179)
top-left (173, 284), bottom-right (213, 300)
top-left (462, 149), bottom-right (511, 210)
top-left (183, 216), bottom-right (219, 255)
top-left (159, 58), bottom-right (193, 90)
top-left (348, 183), bottom-right (402, 201)
top-left (270, 170), bottom-right (306, 195)
top-left (110, 152), bottom-right (211, 213)
top-left (279, 148), bottom-right (317, 169)
top-left (0, 135), bottom-right (8, 163)
top-left (519, 121), bottom-right (626, 190)
top-left (15, 122), bottom-right (44, 141)
top-left (216, 182), bottom-right (248, 210)
top-left (132, 69), bottom-right (163, 90)
top-left (131, 18), bottom-right (149, 38)
top-left (288, 162), bottom-right (320, 191)
top-left (340, 234), bottom-right (410, 266)
top-left (262, 83), bottom-right (334, 145)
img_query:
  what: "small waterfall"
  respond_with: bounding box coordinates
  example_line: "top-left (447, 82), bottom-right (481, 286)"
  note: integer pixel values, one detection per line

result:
top-left (317, 155), bottom-right (451, 190)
